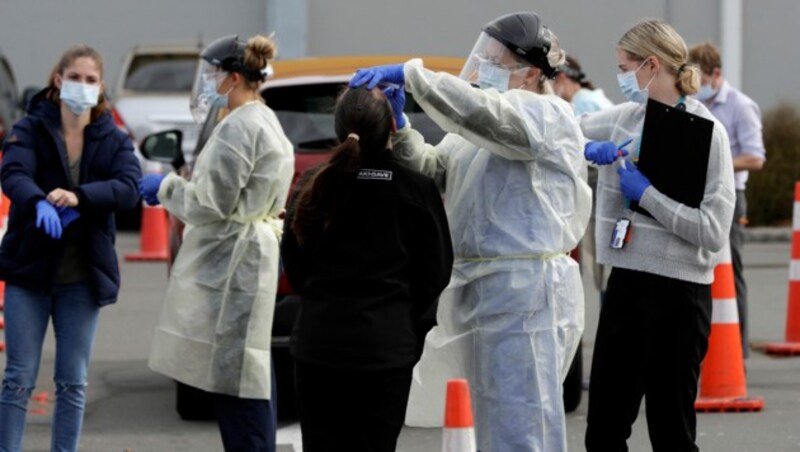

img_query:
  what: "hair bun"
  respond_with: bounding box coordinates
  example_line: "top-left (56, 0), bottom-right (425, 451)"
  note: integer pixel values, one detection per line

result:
top-left (243, 34), bottom-right (276, 77)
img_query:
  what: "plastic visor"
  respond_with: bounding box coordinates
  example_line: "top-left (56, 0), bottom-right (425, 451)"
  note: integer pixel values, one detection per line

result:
top-left (190, 60), bottom-right (228, 124)
top-left (459, 32), bottom-right (531, 87)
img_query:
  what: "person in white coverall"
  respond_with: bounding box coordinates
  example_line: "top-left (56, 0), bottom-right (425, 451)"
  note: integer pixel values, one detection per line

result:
top-left (139, 34), bottom-right (294, 452)
top-left (350, 11), bottom-right (591, 452)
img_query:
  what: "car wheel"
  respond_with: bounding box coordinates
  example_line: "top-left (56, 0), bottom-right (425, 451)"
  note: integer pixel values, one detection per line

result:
top-left (175, 381), bottom-right (216, 421)
top-left (562, 338), bottom-right (583, 413)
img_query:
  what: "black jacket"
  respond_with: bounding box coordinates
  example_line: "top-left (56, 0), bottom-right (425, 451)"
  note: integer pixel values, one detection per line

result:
top-left (0, 90), bottom-right (141, 306)
top-left (281, 156), bottom-right (453, 369)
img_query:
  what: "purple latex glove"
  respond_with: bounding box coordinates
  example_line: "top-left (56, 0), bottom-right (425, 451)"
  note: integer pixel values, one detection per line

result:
top-left (350, 64), bottom-right (405, 90)
top-left (584, 138), bottom-right (632, 165)
top-left (57, 206), bottom-right (81, 228)
top-left (382, 86), bottom-right (406, 129)
top-left (617, 164), bottom-right (652, 202)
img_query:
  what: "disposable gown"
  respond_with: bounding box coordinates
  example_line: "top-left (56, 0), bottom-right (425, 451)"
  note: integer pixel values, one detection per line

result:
top-left (148, 101), bottom-right (294, 399)
top-left (396, 59), bottom-right (591, 451)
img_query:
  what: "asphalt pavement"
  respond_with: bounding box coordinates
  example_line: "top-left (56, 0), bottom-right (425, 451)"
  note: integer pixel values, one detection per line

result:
top-left (3, 232), bottom-right (799, 451)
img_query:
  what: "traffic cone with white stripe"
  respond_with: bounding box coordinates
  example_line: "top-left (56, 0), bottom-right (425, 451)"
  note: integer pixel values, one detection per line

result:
top-left (442, 379), bottom-right (476, 452)
top-left (760, 182), bottom-right (800, 355)
top-left (695, 242), bottom-right (764, 412)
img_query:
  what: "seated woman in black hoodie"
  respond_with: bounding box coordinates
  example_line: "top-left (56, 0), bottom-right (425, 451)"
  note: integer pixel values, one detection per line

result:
top-left (281, 86), bottom-right (453, 452)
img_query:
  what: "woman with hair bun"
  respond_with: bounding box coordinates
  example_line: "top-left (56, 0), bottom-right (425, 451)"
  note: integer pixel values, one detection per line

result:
top-left (142, 33), bottom-right (294, 452)
top-left (580, 20), bottom-right (735, 451)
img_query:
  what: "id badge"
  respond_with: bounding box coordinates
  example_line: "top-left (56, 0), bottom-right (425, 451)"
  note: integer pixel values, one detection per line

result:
top-left (610, 218), bottom-right (632, 249)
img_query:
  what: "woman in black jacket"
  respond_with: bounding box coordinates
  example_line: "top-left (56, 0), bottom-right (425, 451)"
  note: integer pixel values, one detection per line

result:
top-left (0, 45), bottom-right (140, 452)
top-left (281, 86), bottom-right (453, 452)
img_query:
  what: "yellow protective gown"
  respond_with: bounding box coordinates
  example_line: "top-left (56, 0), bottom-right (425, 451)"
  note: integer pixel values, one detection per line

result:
top-left (396, 59), bottom-right (591, 451)
top-left (148, 101), bottom-right (294, 399)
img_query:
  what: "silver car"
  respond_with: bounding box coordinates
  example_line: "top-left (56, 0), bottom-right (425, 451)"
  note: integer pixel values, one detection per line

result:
top-left (112, 43), bottom-right (202, 175)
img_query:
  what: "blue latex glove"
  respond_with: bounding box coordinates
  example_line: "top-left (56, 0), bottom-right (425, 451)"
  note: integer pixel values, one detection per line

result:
top-left (382, 86), bottom-right (407, 129)
top-left (349, 64), bottom-right (405, 90)
top-left (35, 200), bottom-right (62, 239)
top-left (139, 174), bottom-right (165, 206)
top-left (584, 139), bottom-right (632, 165)
top-left (617, 164), bottom-right (652, 202)
top-left (57, 206), bottom-right (81, 228)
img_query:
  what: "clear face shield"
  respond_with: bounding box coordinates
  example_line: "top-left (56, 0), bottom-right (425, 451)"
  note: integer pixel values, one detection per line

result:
top-left (190, 59), bottom-right (230, 124)
top-left (459, 32), bottom-right (532, 92)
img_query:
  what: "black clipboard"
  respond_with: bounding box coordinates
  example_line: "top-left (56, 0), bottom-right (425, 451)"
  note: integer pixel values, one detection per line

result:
top-left (630, 99), bottom-right (714, 218)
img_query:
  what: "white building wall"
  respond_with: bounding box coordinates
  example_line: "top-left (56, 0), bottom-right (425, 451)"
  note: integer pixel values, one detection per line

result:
top-left (0, 0), bottom-right (794, 111)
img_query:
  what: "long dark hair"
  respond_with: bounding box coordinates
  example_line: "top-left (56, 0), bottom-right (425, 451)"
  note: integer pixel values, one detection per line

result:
top-left (292, 86), bottom-right (394, 246)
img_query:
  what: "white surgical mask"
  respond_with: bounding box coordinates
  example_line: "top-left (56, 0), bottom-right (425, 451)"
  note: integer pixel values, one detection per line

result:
top-left (617, 60), bottom-right (656, 104)
top-left (60, 80), bottom-right (100, 116)
top-left (694, 83), bottom-right (718, 102)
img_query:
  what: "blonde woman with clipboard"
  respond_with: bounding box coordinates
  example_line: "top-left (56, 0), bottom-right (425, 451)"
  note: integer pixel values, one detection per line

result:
top-left (579, 20), bottom-right (735, 451)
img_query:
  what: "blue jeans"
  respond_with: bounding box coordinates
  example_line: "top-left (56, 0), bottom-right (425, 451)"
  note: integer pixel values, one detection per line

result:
top-left (0, 282), bottom-right (99, 452)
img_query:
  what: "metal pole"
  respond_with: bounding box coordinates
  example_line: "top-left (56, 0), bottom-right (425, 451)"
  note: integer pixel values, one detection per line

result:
top-left (720, 0), bottom-right (743, 88)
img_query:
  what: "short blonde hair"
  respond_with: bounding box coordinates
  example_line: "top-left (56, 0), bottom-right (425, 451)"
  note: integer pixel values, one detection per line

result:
top-left (688, 42), bottom-right (722, 76)
top-left (618, 20), bottom-right (700, 96)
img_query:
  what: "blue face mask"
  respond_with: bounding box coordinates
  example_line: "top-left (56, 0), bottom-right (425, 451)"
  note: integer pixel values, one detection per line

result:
top-left (60, 80), bottom-right (100, 116)
top-left (478, 62), bottom-right (512, 92)
top-left (617, 60), bottom-right (655, 104)
top-left (202, 73), bottom-right (231, 108)
top-left (694, 83), bottom-right (717, 102)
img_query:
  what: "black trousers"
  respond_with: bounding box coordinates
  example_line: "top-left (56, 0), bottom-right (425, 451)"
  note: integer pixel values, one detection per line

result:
top-left (295, 361), bottom-right (413, 452)
top-left (731, 189), bottom-right (749, 358)
top-left (212, 364), bottom-right (277, 452)
top-left (585, 267), bottom-right (712, 452)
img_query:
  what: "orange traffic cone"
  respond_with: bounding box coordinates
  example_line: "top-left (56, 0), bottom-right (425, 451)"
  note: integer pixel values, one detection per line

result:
top-left (125, 204), bottom-right (170, 262)
top-left (442, 379), bottom-right (476, 452)
top-left (759, 182), bottom-right (800, 355)
top-left (0, 193), bottom-right (10, 310)
top-left (695, 242), bottom-right (763, 412)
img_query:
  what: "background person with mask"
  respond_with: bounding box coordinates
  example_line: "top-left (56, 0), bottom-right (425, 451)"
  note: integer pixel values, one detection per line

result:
top-left (350, 11), bottom-right (591, 452)
top-left (689, 42), bottom-right (766, 359)
top-left (553, 55), bottom-right (614, 116)
top-left (141, 34), bottom-right (294, 452)
top-left (554, 55), bottom-right (616, 305)
top-left (281, 86), bottom-right (453, 452)
top-left (0, 45), bottom-right (141, 452)
top-left (580, 20), bottom-right (735, 451)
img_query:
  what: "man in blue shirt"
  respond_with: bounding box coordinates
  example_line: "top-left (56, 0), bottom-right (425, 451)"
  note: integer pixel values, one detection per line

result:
top-left (690, 42), bottom-right (767, 359)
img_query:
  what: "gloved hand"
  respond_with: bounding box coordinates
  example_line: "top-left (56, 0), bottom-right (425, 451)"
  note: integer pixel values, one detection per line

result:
top-left (349, 64), bottom-right (405, 90)
top-left (35, 200), bottom-right (62, 239)
top-left (139, 174), bottom-right (165, 206)
top-left (584, 140), bottom-right (629, 165)
top-left (382, 86), bottom-right (406, 129)
top-left (617, 164), bottom-right (652, 202)
top-left (57, 206), bottom-right (81, 228)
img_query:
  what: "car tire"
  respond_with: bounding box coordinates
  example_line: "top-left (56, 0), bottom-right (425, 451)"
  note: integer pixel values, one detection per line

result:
top-left (562, 338), bottom-right (583, 413)
top-left (175, 381), bottom-right (216, 421)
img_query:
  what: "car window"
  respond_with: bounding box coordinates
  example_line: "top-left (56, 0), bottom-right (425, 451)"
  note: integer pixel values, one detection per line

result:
top-left (262, 82), bottom-right (447, 152)
top-left (124, 54), bottom-right (198, 92)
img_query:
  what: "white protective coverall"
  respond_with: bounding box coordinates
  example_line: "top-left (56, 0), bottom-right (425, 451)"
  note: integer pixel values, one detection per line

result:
top-left (148, 101), bottom-right (294, 399)
top-left (396, 59), bottom-right (591, 451)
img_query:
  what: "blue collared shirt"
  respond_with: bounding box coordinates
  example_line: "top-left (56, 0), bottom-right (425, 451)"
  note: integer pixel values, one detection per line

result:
top-left (703, 80), bottom-right (766, 190)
